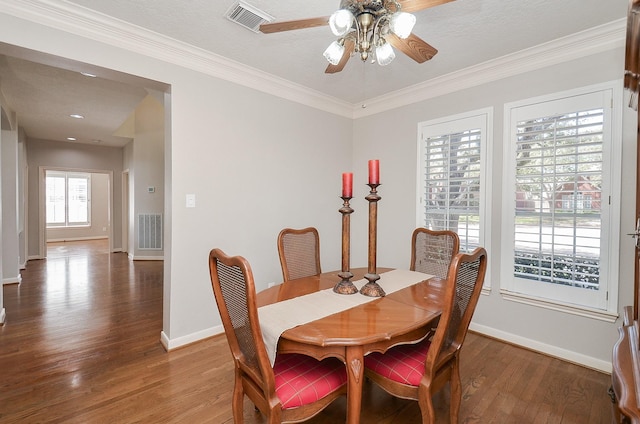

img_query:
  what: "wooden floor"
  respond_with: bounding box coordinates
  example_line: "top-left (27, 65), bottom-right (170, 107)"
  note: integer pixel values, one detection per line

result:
top-left (0, 240), bottom-right (613, 423)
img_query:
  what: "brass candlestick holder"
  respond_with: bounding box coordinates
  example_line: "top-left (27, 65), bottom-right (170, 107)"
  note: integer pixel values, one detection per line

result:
top-left (360, 183), bottom-right (385, 297)
top-left (334, 196), bottom-right (358, 294)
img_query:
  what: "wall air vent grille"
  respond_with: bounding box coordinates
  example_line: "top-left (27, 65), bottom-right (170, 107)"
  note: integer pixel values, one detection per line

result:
top-left (225, 1), bottom-right (274, 33)
top-left (138, 213), bottom-right (162, 250)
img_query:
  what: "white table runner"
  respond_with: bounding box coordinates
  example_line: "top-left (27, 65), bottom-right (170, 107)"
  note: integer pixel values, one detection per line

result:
top-left (257, 269), bottom-right (432, 365)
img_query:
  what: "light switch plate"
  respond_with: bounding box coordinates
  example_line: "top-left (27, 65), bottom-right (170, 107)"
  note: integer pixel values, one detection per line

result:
top-left (186, 194), bottom-right (196, 208)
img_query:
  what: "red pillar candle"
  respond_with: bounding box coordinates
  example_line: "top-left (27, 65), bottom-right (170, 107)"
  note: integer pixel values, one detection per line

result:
top-left (368, 159), bottom-right (379, 184)
top-left (342, 172), bottom-right (353, 197)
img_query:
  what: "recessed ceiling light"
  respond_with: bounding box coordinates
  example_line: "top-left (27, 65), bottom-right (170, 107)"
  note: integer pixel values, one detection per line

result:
top-left (67, 137), bottom-right (77, 141)
top-left (69, 114), bottom-right (84, 119)
top-left (80, 72), bottom-right (97, 77)
top-left (92, 139), bottom-right (102, 143)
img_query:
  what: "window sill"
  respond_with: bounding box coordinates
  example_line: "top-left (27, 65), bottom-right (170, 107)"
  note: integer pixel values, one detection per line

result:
top-left (46, 225), bottom-right (91, 229)
top-left (499, 289), bottom-right (619, 323)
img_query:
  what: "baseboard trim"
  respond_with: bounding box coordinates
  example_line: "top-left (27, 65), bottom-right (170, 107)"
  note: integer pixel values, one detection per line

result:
top-left (2, 274), bottom-right (21, 285)
top-left (131, 255), bottom-right (164, 261)
top-left (160, 325), bottom-right (224, 351)
top-left (469, 322), bottom-right (612, 374)
top-left (46, 236), bottom-right (108, 242)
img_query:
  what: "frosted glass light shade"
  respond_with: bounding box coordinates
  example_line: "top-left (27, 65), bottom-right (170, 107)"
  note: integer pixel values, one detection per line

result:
top-left (329, 9), bottom-right (354, 36)
top-left (389, 12), bottom-right (416, 39)
top-left (376, 42), bottom-right (395, 66)
top-left (324, 41), bottom-right (345, 65)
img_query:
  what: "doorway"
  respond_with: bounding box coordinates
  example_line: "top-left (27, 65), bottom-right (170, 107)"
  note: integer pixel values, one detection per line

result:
top-left (0, 42), bottom-right (170, 347)
top-left (39, 167), bottom-right (113, 259)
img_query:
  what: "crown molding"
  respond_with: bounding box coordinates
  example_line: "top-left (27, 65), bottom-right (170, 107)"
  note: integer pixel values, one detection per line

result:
top-left (0, 1), bottom-right (626, 120)
top-left (354, 18), bottom-right (626, 118)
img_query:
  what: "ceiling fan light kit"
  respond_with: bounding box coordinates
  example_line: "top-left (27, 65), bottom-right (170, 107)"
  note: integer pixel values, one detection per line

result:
top-left (324, 40), bottom-right (346, 65)
top-left (324, 0), bottom-right (416, 66)
top-left (389, 11), bottom-right (416, 39)
top-left (259, 0), bottom-right (452, 73)
top-left (329, 9), bottom-right (355, 36)
top-left (375, 41), bottom-right (396, 66)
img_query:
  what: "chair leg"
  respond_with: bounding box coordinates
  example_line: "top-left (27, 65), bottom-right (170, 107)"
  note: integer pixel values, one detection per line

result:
top-left (449, 359), bottom-right (462, 423)
top-left (418, 387), bottom-right (436, 424)
top-left (267, 408), bottom-right (282, 424)
top-left (232, 379), bottom-right (244, 424)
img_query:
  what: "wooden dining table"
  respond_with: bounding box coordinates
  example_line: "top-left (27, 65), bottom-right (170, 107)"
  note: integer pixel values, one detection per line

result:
top-left (256, 267), bottom-right (446, 424)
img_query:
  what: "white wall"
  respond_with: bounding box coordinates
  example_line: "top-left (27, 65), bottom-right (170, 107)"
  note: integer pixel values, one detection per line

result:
top-left (2, 129), bottom-right (19, 284)
top-left (0, 107), bottom-right (6, 322)
top-left (165, 68), bottom-right (352, 343)
top-left (352, 48), bottom-right (631, 371)
top-left (17, 128), bottom-right (27, 269)
top-left (130, 95), bottom-right (164, 260)
top-left (123, 141), bottom-right (133, 255)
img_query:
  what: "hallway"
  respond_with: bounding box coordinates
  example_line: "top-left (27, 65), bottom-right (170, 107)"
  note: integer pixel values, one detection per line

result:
top-left (0, 241), bottom-right (172, 422)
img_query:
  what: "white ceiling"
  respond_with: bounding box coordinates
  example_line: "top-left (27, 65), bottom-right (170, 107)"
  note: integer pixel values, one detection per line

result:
top-left (0, 0), bottom-right (629, 147)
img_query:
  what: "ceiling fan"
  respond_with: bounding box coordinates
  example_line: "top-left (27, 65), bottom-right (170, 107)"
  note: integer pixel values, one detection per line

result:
top-left (259, 0), bottom-right (455, 74)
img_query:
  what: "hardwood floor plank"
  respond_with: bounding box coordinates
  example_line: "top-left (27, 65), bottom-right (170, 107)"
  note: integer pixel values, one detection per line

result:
top-left (0, 240), bottom-right (613, 423)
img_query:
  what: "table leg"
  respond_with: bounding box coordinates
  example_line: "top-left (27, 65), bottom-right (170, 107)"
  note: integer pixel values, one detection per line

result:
top-left (345, 346), bottom-right (364, 424)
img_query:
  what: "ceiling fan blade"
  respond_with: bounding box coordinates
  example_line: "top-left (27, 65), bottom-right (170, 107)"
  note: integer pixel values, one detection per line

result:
top-left (387, 33), bottom-right (437, 63)
top-left (325, 39), bottom-right (355, 74)
top-left (260, 16), bottom-right (329, 34)
top-left (398, 0), bottom-right (455, 13)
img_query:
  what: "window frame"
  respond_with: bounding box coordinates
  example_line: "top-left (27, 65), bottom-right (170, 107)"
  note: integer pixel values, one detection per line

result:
top-left (500, 81), bottom-right (622, 321)
top-left (416, 107), bottom-right (493, 290)
top-left (45, 170), bottom-right (92, 228)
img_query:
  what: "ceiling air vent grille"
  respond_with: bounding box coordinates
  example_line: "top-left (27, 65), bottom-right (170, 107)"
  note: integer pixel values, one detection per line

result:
top-left (225, 1), bottom-right (274, 33)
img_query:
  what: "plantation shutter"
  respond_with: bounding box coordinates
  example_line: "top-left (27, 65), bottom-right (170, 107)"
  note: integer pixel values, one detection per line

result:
top-left (421, 128), bottom-right (482, 252)
top-left (513, 108), bottom-right (603, 289)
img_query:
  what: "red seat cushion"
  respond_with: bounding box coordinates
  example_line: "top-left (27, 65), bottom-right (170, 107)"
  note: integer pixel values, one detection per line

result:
top-left (364, 338), bottom-right (431, 386)
top-left (273, 354), bottom-right (347, 409)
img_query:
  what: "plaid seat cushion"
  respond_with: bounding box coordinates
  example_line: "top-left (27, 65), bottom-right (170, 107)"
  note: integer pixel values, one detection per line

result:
top-left (273, 353), bottom-right (347, 409)
top-left (364, 338), bottom-right (431, 386)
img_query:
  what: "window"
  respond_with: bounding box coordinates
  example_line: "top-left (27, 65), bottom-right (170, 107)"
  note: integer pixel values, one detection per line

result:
top-left (502, 82), bottom-right (621, 318)
top-left (46, 171), bottom-right (91, 227)
top-left (417, 108), bottom-right (492, 267)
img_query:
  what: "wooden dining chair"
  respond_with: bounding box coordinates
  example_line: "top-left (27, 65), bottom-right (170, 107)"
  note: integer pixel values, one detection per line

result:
top-left (364, 247), bottom-right (487, 424)
top-left (208, 248), bottom-right (347, 424)
top-left (410, 228), bottom-right (460, 279)
top-left (277, 227), bottom-right (321, 281)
